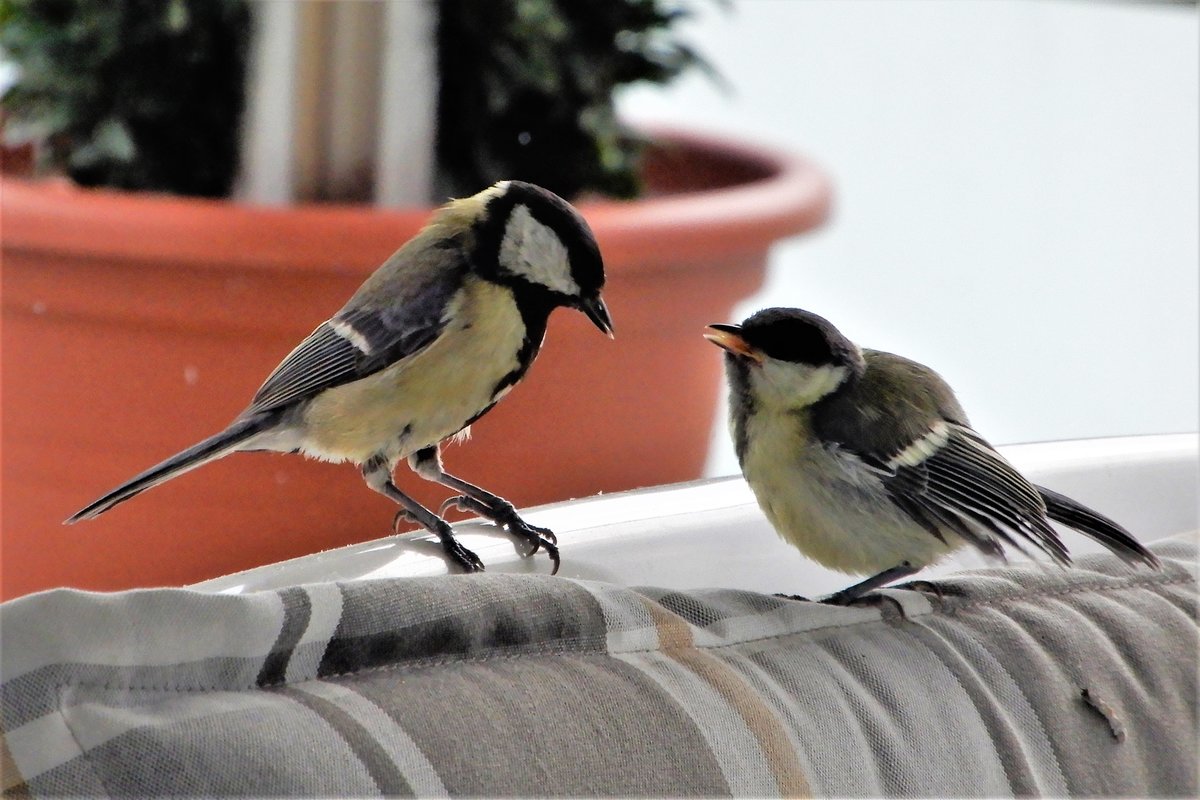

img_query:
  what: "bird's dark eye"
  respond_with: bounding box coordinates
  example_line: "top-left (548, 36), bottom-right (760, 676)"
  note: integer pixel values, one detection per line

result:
top-left (743, 317), bottom-right (837, 366)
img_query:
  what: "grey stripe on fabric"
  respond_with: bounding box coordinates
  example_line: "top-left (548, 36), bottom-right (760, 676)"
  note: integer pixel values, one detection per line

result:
top-left (817, 627), bottom-right (1011, 796)
top-left (318, 575), bottom-right (607, 677)
top-left (922, 575), bottom-right (1199, 796)
top-left (278, 686), bottom-right (413, 797)
top-left (296, 681), bottom-right (449, 797)
top-left (284, 582), bottom-right (344, 684)
top-left (73, 692), bottom-right (378, 797)
top-left (347, 654), bottom-right (732, 796)
top-left (257, 587), bottom-right (313, 687)
top-left (909, 616), bottom-right (1069, 795)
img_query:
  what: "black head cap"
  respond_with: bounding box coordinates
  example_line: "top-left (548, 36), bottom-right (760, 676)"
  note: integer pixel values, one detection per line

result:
top-left (739, 307), bottom-right (863, 372)
top-left (476, 181), bottom-right (606, 297)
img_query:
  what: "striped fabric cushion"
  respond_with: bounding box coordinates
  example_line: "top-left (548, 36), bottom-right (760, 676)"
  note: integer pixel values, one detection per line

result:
top-left (2, 535), bottom-right (1196, 797)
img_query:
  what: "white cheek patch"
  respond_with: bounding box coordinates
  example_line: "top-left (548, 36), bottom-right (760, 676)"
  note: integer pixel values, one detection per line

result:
top-left (757, 362), bottom-right (848, 408)
top-left (500, 203), bottom-right (580, 296)
top-left (802, 364), bottom-right (849, 402)
top-left (888, 420), bottom-right (951, 468)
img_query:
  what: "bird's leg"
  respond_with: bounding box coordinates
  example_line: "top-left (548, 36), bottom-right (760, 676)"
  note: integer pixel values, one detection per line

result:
top-left (410, 447), bottom-right (560, 574)
top-left (361, 456), bottom-right (484, 573)
top-left (822, 562), bottom-right (920, 605)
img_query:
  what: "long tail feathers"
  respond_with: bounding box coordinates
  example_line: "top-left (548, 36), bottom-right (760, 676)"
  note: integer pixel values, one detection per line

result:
top-left (65, 416), bottom-right (269, 524)
top-left (1037, 484), bottom-right (1161, 569)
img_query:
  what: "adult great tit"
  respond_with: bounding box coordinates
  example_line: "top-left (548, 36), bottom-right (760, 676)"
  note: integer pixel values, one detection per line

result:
top-left (705, 307), bottom-right (1159, 604)
top-left (67, 180), bottom-right (614, 574)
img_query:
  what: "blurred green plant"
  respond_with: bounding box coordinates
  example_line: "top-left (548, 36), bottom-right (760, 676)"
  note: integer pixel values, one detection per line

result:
top-left (0, 0), bottom-right (714, 200)
top-left (436, 0), bottom-right (718, 199)
top-left (0, 0), bottom-right (250, 197)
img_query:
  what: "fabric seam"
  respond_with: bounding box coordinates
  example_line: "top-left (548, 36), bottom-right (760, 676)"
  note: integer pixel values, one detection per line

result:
top-left (54, 684), bottom-right (113, 796)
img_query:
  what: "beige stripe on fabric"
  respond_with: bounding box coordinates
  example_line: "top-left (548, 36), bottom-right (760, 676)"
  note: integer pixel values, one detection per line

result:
top-left (1, 730), bottom-right (27, 795)
top-left (644, 600), bottom-right (813, 798)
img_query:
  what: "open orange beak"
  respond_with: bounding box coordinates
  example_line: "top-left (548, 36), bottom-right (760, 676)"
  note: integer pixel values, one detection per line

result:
top-left (704, 324), bottom-right (763, 364)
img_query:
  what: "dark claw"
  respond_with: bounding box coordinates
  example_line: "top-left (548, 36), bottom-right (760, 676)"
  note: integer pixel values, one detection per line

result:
top-left (508, 516), bottom-right (557, 548)
top-left (511, 522), bottom-right (560, 575)
top-left (439, 494), bottom-right (482, 518)
top-left (392, 508), bottom-right (483, 572)
top-left (392, 509), bottom-right (420, 533)
top-left (490, 506), bottom-right (560, 565)
top-left (772, 593), bottom-right (811, 602)
top-left (529, 521), bottom-right (557, 547)
top-left (440, 495), bottom-right (560, 573)
top-left (485, 509), bottom-right (559, 572)
top-left (441, 534), bottom-right (485, 573)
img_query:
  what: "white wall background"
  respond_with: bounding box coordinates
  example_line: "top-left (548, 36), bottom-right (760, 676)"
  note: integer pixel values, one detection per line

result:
top-left (618, 0), bottom-right (1199, 477)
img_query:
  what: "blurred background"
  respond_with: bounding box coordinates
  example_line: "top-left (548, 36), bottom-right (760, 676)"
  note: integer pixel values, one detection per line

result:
top-left (616, 0), bottom-right (1198, 476)
top-left (2, 0), bottom-right (1196, 595)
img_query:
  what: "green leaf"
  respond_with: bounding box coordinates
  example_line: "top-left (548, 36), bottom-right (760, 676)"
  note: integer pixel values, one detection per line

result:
top-left (165, 0), bottom-right (190, 33)
top-left (0, 0), bottom-right (251, 195)
top-left (91, 116), bottom-right (135, 161)
top-left (436, 0), bottom-right (719, 199)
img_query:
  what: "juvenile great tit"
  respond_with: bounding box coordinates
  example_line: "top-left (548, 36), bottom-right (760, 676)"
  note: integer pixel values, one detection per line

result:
top-left (67, 180), bottom-right (614, 574)
top-left (705, 307), bottom-right (1159, 604)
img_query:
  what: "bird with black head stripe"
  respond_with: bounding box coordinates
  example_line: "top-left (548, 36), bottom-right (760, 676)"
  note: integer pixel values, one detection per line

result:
top-left (705, 307), bottom-right (1159, 604)
top-left (67, 181), bottom-right (614, 574)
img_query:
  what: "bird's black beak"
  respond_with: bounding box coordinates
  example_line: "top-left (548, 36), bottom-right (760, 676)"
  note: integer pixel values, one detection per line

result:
top-left (581, 295), bottom-right (614, 338)
top-left (704, 323), bottom-right (763, 364)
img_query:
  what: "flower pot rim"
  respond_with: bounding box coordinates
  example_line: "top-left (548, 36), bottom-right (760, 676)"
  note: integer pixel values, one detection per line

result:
top-left (1, 128), bottom-right (832, 273)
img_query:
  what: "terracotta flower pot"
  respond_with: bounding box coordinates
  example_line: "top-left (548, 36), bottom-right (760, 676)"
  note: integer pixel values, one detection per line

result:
top-left (1, 130), bottom-right (831, 598)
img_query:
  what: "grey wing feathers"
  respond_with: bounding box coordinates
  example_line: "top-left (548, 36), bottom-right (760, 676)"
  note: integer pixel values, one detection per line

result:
top-left (243, 245), bottom-right (467, 416)
top-left (883, 426), bottom-right (1072, 566)
top-left (814, 351), bottom-right (1070, 565)
top-left (246, 323), bottom-right (365, 414)
top-left (816, 349), bottom-right (1156, 568)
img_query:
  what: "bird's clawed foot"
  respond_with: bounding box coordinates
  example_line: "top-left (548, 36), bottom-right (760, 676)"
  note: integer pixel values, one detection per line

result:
top-left (439, 527), bottom-right (486, 573)
top-left (391, 509), bottom-right (484, 573)
top-left (821, 588), bottom-right (865, 607)
top-left (821, 562), bottom-right (921, 606)
top-left (823, 592), bottom-right (893, 610)
top-left (439, 495), bottom-right (560, 574)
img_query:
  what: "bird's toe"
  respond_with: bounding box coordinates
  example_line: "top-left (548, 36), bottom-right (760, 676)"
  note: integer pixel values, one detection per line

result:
top-left (443, 539), bottom-right (485, 573)
top-left (392, 509), bottom-right (419, 532)
top-left (439, 495), bottom-right (487, 518)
